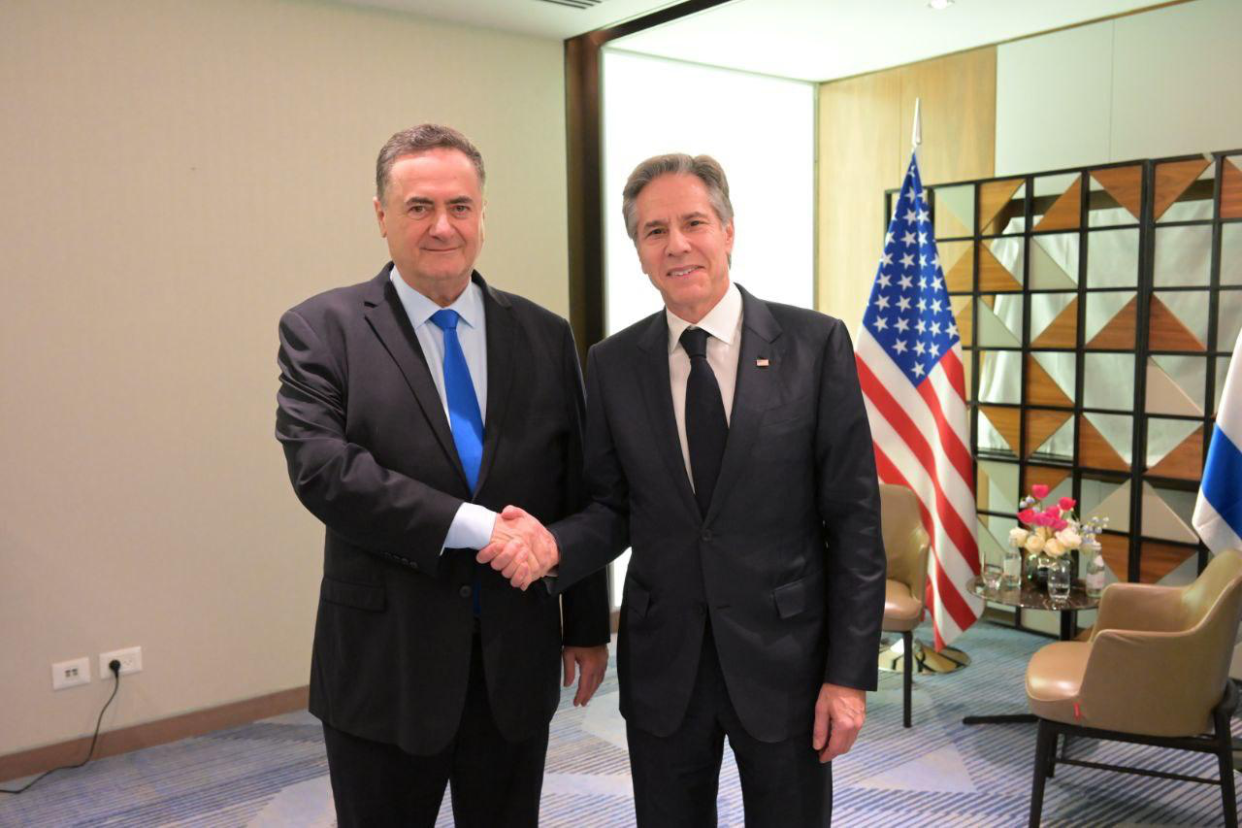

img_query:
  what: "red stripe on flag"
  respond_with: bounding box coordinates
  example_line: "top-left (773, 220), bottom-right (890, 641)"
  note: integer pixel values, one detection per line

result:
top-left (856, 359), bottom-right (976, 561)
top-left (872, 444), bottom-right (978, 639)
top-left (915, 370), bottom-right (974, 491)
top-left (940, 348), bottom-right (967, 404)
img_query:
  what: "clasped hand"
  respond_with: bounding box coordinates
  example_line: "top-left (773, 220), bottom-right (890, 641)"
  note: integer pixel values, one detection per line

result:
top-left (477, 505), bottom-right (559, 590)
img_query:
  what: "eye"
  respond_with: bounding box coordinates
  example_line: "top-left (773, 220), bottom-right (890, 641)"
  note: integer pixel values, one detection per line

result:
top-left (409, 204), bottom-right (428, 215)
top-left (645, 227), bottom-right (665, 238)
top-left (453, 204), bottom-right (471, 215)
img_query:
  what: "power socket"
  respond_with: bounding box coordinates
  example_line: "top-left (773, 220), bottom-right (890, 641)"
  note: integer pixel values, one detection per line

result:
top-left (100, 646), bottom-right (142, 678)
top-left (52, 657), bottom-right (91, 690)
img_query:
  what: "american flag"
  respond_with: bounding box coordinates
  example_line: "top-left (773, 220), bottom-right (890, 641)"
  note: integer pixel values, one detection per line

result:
top-left (855, 152), bottom-right (981, 650)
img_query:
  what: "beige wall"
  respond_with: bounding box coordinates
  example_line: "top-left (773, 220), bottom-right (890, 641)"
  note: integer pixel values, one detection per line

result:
top-left (817, 48), bottom-right (997, 337)
top-left (0, 0), bottom-right (568, 756)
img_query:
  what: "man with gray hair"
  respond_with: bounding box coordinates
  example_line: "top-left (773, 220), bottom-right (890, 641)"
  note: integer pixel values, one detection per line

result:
top-left (277, 124), bottom-right (609, 827)
top-left (482, 153), bottom-right (886, 825)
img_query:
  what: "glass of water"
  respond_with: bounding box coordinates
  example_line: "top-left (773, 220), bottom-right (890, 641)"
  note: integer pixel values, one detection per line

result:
top-left (982, 563), bottom-right (1003, 593)
top-left (1047, 558), bottom-right (1072, 604)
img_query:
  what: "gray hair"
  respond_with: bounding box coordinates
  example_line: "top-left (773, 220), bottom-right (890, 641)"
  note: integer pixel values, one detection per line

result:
top-left (621, 153), bottom-right (734, 242)
top-left (375, 124), bottom-right (485, 202)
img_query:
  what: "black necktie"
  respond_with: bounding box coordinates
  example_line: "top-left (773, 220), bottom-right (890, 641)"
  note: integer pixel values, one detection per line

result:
top-left (680, 327), bottom-right (728, 517)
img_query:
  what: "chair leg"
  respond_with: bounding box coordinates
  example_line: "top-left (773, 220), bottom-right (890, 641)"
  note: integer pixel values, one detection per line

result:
top-left (1046, 733), bottom-right (1057, 779)
top-left (1214, 701), bottom-right (1238, 828)
top-left (902, 630), bottom-right (912, 728)
top-left (1030, 718), bottom-right (1055, 828)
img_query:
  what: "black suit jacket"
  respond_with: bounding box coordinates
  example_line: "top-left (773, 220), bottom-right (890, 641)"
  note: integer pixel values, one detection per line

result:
top-left (276, 265), bottom-right (609, 756)
top-left (551, 285), bottom-right (885, 743)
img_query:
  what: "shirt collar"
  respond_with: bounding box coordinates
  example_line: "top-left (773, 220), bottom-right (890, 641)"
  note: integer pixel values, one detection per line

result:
top-left (666, 281), bottom-right (742, 355)
top-left (390, 268), bottom-right (484, 331)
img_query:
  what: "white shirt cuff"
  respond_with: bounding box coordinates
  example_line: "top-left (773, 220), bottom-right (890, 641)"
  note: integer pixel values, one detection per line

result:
top-left (442, 503), bottom-right (498, 553)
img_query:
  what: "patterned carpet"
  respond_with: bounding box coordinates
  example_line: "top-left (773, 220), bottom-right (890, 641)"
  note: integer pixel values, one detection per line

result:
top-left (1, 620), bottom-right (1236, 826)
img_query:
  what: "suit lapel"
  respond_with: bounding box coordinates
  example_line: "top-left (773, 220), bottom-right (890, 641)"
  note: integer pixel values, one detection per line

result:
top-left (636, 313), bottom-right (700, 517)
top-left (363, 266), bottom-right (470, 493)
top-left (474, 276), bottom-right (514, 496)
top-left (705, 285), bottom-right (784, 524)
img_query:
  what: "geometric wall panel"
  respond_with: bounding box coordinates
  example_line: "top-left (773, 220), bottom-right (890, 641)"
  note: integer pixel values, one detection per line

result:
top-left (1137, 540), bottom-right (1198, 584)
top-left (1079, 414), bottom-right (1131, 471)
top-left (980, 178), bottom-right (1025, 235)
top-left (1030, 234), bottom-right (1079, 289)
top-left (1145, 423), bottom-right (1204, 480)
top-left (1090, 165), bottom-right (1143, 222)
top-left (1085, 294), bottom-right (1138, 349)
top-left (1028, 352), bottom-right (1075, 407)
top-left (1148, 293), bottom-right (1206, 351)
top-left (1223, 157), bottom-right (1242, 220)
top-left (1033, 175), bottom-right (1082, 232)
top-left (1026, 409), bottom-right (1073, 461)
top-left (1146, 356), bottom-right (1204, 416)
top-left (917, 149), bottom-right (1236, 596)
top-left (1031, 295), bottom-right (1077, 348)
top-left (1153, 157), bottom-right (1211, 222)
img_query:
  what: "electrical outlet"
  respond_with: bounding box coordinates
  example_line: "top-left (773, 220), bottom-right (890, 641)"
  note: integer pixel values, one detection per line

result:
top-left (52, 657), bottom-right (91, 690)
top-left (100, 646), bottom-right (142, 678)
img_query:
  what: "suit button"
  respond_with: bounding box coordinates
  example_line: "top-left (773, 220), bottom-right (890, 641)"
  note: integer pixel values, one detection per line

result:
top-left (459, 585), bottom-right (472, 599)
top-left (411, 562), bottom-right (419, 571)
top-left (701, 530), bottom-right (713, 542)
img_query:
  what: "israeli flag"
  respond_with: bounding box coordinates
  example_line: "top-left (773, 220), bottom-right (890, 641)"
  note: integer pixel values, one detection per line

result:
top-left (1194, 334), bottom-right (1242, 554)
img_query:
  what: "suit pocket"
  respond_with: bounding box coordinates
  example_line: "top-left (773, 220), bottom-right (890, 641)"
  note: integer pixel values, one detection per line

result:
top-left (772, 570), bottom-right (824, 620)
top-left (624, 578), bottom-right (651, 619)
top-left (320, 577), bottom-right (386, 612)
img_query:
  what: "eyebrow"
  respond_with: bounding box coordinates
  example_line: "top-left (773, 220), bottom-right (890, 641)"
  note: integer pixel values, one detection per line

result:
top-left (404, 195), bottom-right (476, 207)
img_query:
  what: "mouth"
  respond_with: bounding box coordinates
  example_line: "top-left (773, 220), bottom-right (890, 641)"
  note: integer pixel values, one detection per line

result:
top-left (666, 265), bottom-right (703, 278)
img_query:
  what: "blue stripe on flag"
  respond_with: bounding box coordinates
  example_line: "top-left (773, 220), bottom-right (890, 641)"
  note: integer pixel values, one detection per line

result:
top-left (1203, 424), bottom-right (1242, 541)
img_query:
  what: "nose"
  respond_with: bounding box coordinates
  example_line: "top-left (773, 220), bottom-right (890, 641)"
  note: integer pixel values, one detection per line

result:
top-left (667, 227), bottom-right (691, 255)
top-left (430, 208), bottom-right (453, 238)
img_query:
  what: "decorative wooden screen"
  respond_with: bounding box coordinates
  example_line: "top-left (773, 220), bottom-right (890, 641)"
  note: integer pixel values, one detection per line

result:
top-left (887, 149), bottom-right (1242, 589)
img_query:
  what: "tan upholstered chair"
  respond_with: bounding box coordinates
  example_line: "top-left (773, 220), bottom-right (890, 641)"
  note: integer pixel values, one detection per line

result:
top-left (880, 484), bottom-right (930, 728)
top-left (1024, 549), bottom-right (1242, 827)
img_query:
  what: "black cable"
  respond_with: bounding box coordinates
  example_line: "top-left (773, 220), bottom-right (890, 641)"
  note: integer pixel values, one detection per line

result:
top-left (0, 660), bottom-right (122, 795)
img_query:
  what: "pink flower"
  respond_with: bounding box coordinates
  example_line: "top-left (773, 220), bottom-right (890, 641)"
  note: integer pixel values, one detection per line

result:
top-left (1044, 506), bottom-right (1061, 519)
top-left (1053, 519), bottom-right (1069, 531)
top-left (1017, 509), bottom-right (1037, 526)
top-left (1058, 497), bottom-right (1076, 511)
top-left (1033, 513), bottom-right (1052, 528)
top-left (1031, 484), bottom-right (1050, 500)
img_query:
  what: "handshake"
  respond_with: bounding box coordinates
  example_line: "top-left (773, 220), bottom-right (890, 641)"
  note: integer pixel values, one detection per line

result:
top-left (478, 506), bottom-right (560, 591)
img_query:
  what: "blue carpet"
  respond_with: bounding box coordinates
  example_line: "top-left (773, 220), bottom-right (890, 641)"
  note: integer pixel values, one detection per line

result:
top-left (1, 620), bottom-right (1236, 826)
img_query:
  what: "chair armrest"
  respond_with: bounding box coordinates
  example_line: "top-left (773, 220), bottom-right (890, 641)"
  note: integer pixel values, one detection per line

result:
top-left (1077, 628), bottom-right (1220, 736)
top-left (1091, 582), bottom-right (1184, 637)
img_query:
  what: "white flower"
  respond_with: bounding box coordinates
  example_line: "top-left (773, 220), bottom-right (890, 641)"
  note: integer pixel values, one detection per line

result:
top-left (1055, 528), bottom-right (1082, 550)
top-left (1009, 528), bottom-right (1030, 547)
top-left (1044, 539), bottom-right (1066, 558)
top-left (1024, 534), bottom-right (1045, 554)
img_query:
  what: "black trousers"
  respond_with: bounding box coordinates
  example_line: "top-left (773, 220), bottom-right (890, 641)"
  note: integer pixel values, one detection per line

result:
top-left (322, 630), bottom-right (549, 828)
top-left (626, 624), bottom-right (832, 827)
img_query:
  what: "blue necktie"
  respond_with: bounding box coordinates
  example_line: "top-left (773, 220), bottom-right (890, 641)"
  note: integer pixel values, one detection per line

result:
top-left (431, 309), bottom-right (485, 615)
top-left (430, 309), bottom-right (484, 491)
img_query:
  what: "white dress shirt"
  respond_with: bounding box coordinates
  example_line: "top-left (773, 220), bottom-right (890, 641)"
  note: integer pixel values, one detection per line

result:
top-left (390, 270), bottom-right (497, 551)
top-left (665, 281), bottom-right (743, 487)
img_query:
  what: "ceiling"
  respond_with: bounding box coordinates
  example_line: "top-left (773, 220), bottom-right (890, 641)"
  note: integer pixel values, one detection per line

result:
top-left (336, 0), bottom-right (681, 40)
top-left (337, 0), bottom-right (1179, 81)
top-left (611, 0), bottom-right (1175, 81)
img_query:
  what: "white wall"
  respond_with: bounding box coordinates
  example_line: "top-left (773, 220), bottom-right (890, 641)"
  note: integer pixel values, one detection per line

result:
top-left (996, 0), bottom-right (1242, 174)
top-left (0, 0), bottom-right (568, 758)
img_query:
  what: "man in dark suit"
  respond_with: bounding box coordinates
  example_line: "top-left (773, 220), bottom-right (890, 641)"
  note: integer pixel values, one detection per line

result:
top-left (276, 124), bottom-right (610, 828)
top-left (484, 153), bottom-right (886, 826)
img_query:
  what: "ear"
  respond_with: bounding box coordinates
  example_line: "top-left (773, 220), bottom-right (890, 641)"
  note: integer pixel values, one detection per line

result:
top-left (373, 196), bottom-right (387, 238)
top-left (724, 220), bottom-right (735, 254)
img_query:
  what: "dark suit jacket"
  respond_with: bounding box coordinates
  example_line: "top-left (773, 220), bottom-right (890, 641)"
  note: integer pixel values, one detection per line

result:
top-left (551, 285), bottom-right (885, 743)
top-left (276, 265), bottom-right (610, 756)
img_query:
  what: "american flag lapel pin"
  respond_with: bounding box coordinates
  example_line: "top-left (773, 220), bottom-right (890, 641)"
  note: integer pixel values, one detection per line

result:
top-left (755, 358), bottom-right (770, 368)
